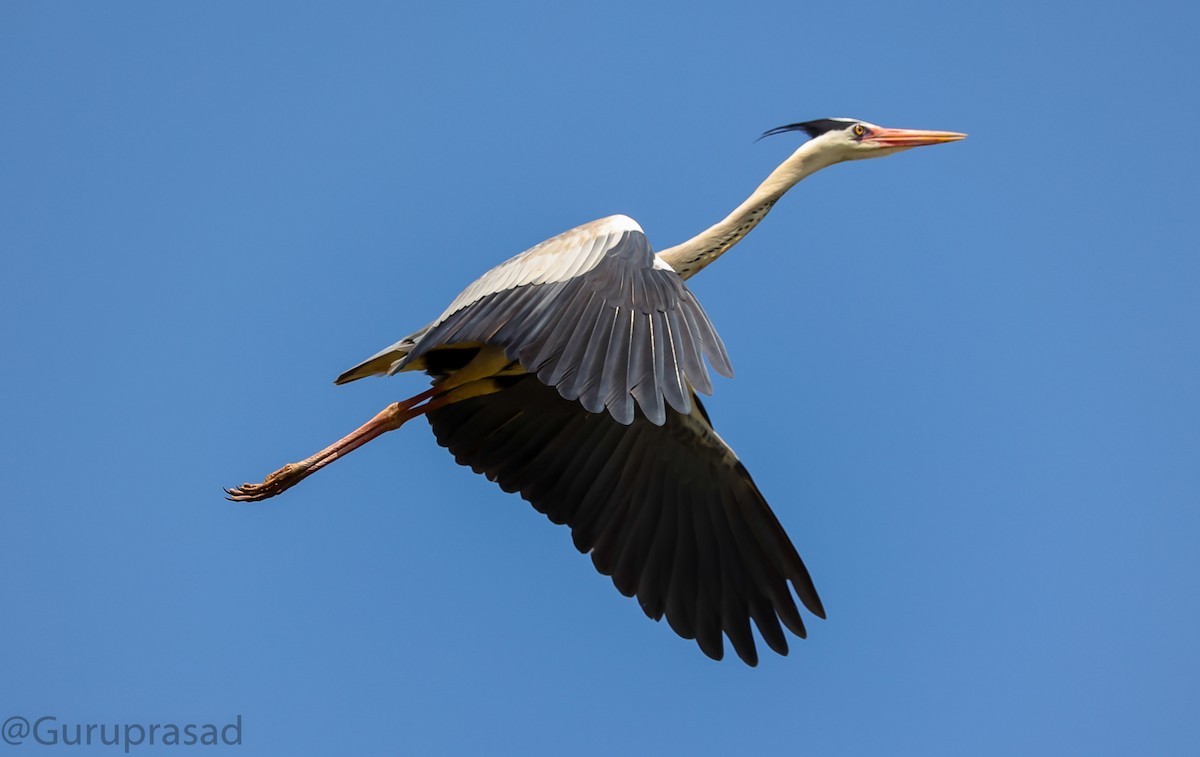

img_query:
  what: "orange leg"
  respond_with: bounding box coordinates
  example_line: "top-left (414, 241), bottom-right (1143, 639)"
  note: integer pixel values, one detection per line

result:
top-left (228, 346), bottom-right (517, 502)
top-left (226, 385), bottom-right (448, 502)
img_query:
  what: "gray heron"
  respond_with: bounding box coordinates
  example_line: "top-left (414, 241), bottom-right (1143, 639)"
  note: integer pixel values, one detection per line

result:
top-left (227, 118), bottom-right (965, 665)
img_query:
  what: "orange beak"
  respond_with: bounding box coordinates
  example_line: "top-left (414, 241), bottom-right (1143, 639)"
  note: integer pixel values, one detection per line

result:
top-left (865, 127), bottom-right (967, 147)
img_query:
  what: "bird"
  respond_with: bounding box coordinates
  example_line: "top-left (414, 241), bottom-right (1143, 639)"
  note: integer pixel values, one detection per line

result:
top-left (227, 117), bottom-right (965, 665)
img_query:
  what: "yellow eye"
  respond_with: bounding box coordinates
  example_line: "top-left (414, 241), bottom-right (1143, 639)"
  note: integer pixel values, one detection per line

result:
top-left (853, 124), bottom-right (866, 137)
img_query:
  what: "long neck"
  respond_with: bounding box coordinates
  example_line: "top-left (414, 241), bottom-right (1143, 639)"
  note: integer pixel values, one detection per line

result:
top-left (656, 139), bottom-right (837, 280)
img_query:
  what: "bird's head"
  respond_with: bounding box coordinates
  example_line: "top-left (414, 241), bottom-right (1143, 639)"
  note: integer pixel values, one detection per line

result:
top-left (761, 117), bottom-right (966, 163)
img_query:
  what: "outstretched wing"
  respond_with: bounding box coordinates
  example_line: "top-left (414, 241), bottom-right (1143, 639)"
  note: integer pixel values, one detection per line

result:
top-left (426, 374), bottom-right (825, 665)
top-left (396, 215), bottom-right (732, 425)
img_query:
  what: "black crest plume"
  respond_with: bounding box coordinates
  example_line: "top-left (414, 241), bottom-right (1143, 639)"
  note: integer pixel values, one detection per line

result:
top-left (758, 118), bottom-right (854, 141)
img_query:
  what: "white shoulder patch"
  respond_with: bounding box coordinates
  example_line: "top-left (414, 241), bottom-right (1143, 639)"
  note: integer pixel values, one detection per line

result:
top-left (601, 214), bottom-right (644, 234)
top-left (433, 215), bottom-right (647, 324)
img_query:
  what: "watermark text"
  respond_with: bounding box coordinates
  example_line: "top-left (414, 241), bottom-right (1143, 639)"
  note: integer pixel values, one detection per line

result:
top-left (3, 715), bottom-right (242, 752)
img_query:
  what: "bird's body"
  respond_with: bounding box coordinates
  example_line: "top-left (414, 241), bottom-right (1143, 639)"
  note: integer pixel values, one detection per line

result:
top-left (228, 117), bottom-right (965, 665)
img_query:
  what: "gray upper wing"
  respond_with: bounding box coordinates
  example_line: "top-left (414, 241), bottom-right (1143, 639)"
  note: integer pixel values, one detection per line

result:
top-left (400, 215), bottom-right (732, 425)
top-left (426, 374), bottom-right (824, 665)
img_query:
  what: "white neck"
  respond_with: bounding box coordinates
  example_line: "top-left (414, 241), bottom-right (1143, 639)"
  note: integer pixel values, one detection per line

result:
top-left (656, 138), bottom-right (839, 280)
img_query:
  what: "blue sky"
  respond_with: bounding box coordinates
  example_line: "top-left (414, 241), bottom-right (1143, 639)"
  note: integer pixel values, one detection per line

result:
top-left (2, 1), bottom-right (1197, 754)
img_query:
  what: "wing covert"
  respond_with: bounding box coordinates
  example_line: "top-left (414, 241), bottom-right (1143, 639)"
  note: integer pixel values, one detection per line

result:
top-left (400, 216), bottom-right (733, 425)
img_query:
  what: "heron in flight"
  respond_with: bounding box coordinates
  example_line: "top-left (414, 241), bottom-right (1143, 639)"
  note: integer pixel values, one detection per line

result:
top-left (228, 118), bottom-right (965, 665)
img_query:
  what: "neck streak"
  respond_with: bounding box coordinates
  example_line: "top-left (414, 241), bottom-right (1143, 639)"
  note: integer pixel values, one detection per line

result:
top-left (656, 139), bottom-right (836, 280)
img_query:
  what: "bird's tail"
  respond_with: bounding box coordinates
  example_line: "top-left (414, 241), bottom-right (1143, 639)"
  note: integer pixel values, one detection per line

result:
top-left (334, 324), bottom-right (431, 385)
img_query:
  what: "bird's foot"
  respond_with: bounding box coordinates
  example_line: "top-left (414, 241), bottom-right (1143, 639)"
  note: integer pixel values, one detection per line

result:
top-left (225, 462), bottom-right (313, 502)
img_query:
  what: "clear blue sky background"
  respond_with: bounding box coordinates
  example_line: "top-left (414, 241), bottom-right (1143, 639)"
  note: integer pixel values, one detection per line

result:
top-left (3, 2), bottom-right (1197, 754)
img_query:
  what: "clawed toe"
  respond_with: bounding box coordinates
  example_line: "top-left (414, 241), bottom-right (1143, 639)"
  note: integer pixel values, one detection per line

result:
top-left (224, 464), bottom-right (308, 502)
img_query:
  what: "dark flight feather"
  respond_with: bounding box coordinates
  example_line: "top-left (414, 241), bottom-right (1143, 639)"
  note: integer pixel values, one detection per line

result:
top-left (426, 374), bottom-right (823, 665)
